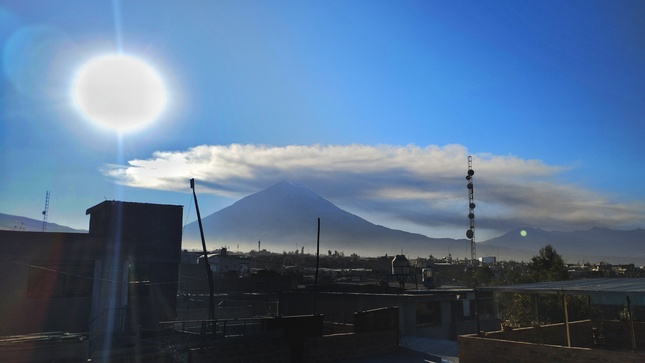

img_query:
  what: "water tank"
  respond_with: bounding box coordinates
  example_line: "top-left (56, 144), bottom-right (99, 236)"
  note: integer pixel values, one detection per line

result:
top-left (392, 254), bottom-right (411, 275)
top-left (422, 267), bottom-right (436, 288)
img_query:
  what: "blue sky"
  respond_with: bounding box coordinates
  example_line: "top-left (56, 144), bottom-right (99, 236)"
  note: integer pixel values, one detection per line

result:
top-left (1, 1), bottom-right (644, 242)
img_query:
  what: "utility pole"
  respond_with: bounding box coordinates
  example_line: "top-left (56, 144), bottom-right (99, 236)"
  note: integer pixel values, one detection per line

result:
top-left (313, 218), bottom-right (320, 315)
top-left (190, 178), bottom-right (216, 322)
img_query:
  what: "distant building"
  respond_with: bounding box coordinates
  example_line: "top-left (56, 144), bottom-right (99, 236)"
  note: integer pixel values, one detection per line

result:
top-left (279, 289), bottom-right (499, 340)
top-left (0, 201), bottom-right (183, 354)
top-left (479, 256), bottom-right (496, 265)
top-left (197, 247), bottom-right (251, 277)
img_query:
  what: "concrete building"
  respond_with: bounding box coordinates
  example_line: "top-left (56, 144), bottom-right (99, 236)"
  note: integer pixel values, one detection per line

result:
top-left (278, 288), bottom-right (499, 340)
top-left (0, 201), bottom-right (183, 357)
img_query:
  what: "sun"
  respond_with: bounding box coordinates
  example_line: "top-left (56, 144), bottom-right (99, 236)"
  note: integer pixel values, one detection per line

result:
top-left (72, 54), bottom-right (167, 132)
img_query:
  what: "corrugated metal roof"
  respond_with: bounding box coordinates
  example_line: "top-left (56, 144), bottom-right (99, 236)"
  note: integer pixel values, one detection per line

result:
top-left (478, 278), bottom-right (645, 296)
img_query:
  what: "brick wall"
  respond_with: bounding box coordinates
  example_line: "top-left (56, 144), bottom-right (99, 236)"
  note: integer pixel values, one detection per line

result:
top-left (459, 320), bottom-right (645, 363)
top-left (485, 320), bottom-right (594, 347)
top-left (481, 320), bottom-right (645, 351)
top-left (459, 334), bottom-right (645, 363)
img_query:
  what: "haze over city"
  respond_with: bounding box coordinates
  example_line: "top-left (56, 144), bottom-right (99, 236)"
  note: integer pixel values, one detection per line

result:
top-left (1, 1), bottom-right (644, 243)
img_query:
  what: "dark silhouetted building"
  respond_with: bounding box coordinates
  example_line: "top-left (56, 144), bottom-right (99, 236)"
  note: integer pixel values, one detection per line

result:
top-left (0, 201), bottom-right (182, 356)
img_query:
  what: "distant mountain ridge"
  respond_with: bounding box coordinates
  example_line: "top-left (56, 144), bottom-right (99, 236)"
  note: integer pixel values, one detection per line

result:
top-left (3, 181), bottom-right (642, 264)
top-left (182, 181), bottom-right (645, 264)
top-left (481, 227), bottom-right (645, 264)
top-left (182, 181), bottom-right (470, 258)
top-left (0, 213), bottom-right (86, 233)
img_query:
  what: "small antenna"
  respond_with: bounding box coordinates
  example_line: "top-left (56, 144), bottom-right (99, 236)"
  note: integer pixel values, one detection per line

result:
top-left (42, 191), bottom-right (50, 232)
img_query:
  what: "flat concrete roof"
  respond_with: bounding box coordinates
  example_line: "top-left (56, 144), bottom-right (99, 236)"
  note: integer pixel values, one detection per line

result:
top-left (477, 278), bottom-right (645, 296)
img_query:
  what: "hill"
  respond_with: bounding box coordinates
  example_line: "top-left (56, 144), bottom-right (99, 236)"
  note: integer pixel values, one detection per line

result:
top-left (481, 227), bottom-right (645, 264)
top-left (0, 213), bottom-right (86, 233)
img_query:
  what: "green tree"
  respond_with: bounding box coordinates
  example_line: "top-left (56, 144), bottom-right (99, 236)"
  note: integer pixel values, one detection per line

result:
top-left (473, 266), bottom-right (494, 286)
top-left (528, 245), bottom-right (568, 282)
top-left (497, 245), bottom-right (576, 327)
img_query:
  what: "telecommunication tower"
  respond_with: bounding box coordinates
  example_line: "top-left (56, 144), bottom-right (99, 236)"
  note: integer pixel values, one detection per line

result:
top-left (466, 156), bottom-right (476, 263)
top-left (42, 191), bottom-right (50, 232)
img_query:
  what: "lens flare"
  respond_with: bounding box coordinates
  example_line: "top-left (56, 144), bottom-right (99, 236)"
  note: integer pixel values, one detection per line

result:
top-left (72, 54), bottom-right (167, 132)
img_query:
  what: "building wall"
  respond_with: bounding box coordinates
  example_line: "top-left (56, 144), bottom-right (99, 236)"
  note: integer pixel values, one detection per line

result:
top-left (0, 201), bottom-right (183, 340)
top-left (458, 334), bottom-right (645, 363)
top-left (485, 320), bottom-right (594, 347)
top-left (482, 319), bottom-right (645, 350)
top-left (188, 309), bottom-right (399, 363)
top-left (85, 201), bottom-right (183, 335)
top-left (86, 201), bottom-right (182, 262)
top-left (0, 231), bottom-right (103, 336)
top-left (278, 290), bottom-right (488, 339)
top-left (459, 320), bottom-right (645, 363)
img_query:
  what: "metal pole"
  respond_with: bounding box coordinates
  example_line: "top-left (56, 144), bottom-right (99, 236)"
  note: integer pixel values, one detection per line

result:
top-left (314, 218), bottom-right (320, 315)
top-left (190, 178), bottom-right (216, 322)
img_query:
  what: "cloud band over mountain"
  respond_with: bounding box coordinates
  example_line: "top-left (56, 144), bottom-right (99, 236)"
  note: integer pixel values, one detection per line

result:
top-left (103, 144), bottom-right (643, 238)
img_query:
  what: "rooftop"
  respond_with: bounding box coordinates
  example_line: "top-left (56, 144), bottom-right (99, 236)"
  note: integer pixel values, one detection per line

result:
top-left (478, 278), bottom-right (645, 296)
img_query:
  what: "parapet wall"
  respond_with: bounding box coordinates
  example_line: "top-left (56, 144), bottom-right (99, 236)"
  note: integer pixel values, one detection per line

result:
top-left (189, 329), bottom-right (398, 363)
top-left (485, 320), bottom-right (594, 347)
top-left (458, 334), bottom-right (645, 363)
top-left (189, 307), bottom-right (400, 362)
top-left (459, 320), bottom-right (645, 363)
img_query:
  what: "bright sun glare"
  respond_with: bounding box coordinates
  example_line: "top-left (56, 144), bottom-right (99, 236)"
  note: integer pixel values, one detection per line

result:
top-left (72, 55), bottom-right (167, 132)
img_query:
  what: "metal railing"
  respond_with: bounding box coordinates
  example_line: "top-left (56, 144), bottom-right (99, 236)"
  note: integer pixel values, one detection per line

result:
top-left (159, 317), bottom-right (266, 340)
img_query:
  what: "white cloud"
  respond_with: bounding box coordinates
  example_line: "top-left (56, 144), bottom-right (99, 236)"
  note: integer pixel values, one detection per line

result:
top-left (103, 143), bottom-right (644, 236)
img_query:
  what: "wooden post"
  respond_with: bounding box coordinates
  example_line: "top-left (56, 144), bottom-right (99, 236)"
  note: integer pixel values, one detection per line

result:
top-left (562, 293), bottom-right (571, 347)
top-left (627, 296), bottom-right (637, 352)
top-left (534, 294), bottom-right (540, 326)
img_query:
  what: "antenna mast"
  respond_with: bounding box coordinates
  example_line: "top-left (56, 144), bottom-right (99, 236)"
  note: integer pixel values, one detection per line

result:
top-left (42, 191), bottom-right (50, 232)
top-left (466, 156), bottom-right (476, 263)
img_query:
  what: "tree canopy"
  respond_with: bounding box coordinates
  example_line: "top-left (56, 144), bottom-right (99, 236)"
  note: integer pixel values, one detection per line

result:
top-left (497, 245), bottom-right (577, 327)
top-left (528, 244), bottom-right (568, 282)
